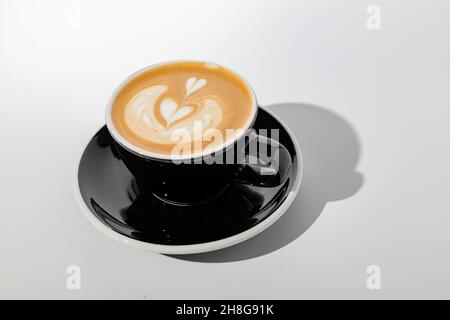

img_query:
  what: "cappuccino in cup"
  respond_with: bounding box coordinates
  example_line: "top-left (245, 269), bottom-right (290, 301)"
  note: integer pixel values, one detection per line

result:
top-left (107, 61), bottom-right (257, 160)
top-left (105, 61), bottom-right (290, 205)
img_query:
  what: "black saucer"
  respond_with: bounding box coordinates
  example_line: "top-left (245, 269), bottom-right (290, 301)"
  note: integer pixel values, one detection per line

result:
top-left (76, 107), bottom-right (301, 253)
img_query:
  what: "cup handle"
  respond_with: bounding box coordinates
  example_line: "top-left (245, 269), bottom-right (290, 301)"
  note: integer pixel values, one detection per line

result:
top-left (235, 132), bottom-right (292, 187)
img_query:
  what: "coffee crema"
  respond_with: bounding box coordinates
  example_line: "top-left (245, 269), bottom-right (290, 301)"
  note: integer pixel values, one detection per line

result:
top-left (110, 61), bottom-right (255, 157)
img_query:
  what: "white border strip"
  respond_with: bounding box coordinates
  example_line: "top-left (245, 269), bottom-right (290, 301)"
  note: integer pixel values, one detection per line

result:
top-left (73, 106), bottom-right (303, 255)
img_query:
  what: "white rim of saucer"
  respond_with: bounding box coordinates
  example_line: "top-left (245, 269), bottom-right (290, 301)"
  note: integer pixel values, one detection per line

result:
top-left (105, 60), bottom-right (259, 161)
top-left (73, 105), bottom-right (303, 255)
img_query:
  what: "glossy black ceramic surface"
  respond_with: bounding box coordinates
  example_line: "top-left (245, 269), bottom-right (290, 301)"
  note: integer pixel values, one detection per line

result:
top-left (77, 108), bottom-right (299, 245)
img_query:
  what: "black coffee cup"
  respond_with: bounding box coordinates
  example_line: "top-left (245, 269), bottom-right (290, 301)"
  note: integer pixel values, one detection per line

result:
top-left (105, 61), bottom-right (292, 206)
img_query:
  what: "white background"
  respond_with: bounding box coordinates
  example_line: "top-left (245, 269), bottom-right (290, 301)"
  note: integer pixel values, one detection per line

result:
top-left (1, 0), bottom-right (450, 299)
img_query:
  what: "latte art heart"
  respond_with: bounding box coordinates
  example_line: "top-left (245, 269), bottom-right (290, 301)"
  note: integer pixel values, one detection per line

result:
top-left (160, 99), bottom-right (194, 126)
top-left (124, 78), bottom-right (223, 146)
top-left (186, 77), bottom-right (207, 97)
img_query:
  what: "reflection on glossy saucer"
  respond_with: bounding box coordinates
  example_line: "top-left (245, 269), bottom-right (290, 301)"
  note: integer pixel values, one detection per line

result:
top-left (76, 108), bottom-right (302, 253)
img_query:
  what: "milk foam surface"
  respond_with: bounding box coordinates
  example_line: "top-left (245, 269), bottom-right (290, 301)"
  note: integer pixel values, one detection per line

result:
top-left (111, 62), bottom-right (254, 157)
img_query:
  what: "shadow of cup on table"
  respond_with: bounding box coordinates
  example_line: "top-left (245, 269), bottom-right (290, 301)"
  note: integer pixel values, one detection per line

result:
top-left (170, 102), bottom-right (364, 262)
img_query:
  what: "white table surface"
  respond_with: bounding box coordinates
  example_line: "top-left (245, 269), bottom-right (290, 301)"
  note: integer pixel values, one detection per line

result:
top-left (1, 0), bottom-right (449, 299)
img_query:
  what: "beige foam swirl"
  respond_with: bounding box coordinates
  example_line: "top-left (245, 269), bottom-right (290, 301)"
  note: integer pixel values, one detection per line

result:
top-left (124, 85), bottom-right (223, 146)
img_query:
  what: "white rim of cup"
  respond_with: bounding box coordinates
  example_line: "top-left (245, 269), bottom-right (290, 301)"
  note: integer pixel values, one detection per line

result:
top-left (105, 60), bottom-right (259, 161)
top-left (74, 105), bottom-right (303, 255)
